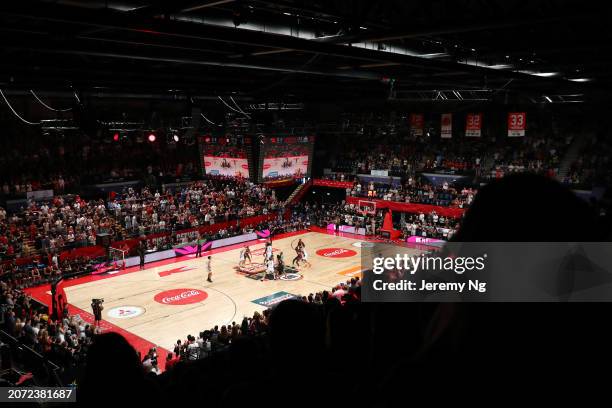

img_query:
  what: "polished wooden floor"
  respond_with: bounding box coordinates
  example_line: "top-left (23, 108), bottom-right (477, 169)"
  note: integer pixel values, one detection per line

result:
top-left (63, 232), bottom-right (370, 349)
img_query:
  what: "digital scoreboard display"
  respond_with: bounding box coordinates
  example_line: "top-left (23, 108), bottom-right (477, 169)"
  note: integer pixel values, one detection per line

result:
top-left (199, 135), bottom-right (251, 178)
top-left (260, 135), bottom-right (314, 181)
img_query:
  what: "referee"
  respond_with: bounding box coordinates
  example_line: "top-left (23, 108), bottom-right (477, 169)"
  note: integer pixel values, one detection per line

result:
top-left (195, 234), bottom-right (204, 258)
top-left (138, 242), bottom-right (146, 270)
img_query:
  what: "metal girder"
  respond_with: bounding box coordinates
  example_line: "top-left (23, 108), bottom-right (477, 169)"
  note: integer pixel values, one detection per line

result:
top-left (0, 2), bottom-right (582, 88)
top-left (313, 15), bottom-right (580, 44)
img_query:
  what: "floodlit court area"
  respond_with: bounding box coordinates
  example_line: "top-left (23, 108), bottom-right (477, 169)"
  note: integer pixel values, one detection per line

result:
top-left (26, 230), bottom-right (425, 355)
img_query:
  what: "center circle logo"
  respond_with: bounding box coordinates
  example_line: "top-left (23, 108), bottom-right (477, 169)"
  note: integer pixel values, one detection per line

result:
top-left (154, 288), bottom-right (208, 305)
top-left (280, 273), bottom-right (303, 281)
top-left (107, 306), bottom-right (145, 319)
top-left (316, 248), bottom-right (357, 258)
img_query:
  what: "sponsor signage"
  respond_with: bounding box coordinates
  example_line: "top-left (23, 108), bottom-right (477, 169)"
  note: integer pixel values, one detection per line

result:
top-left (211, 233), bottom-right (257, 249)
top-left (315, 248), bottom-right (358, 258)
top-left (154, 288), bottom-right (208, 305)
top-left (252, 291), bottom-right (299, 307)
top-left (338, 225), bottom-right (367, 235)
top-left (370, 169), bottom-right (389, 177)
top-left (406, 236), bottom-right (446, 244)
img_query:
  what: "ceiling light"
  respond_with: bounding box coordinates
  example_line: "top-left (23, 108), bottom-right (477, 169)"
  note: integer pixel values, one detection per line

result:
top-left (533, 72), bottom-right (559, 77)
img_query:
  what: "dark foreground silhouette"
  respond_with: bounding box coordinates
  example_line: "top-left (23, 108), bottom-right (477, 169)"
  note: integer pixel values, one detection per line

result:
top-left (76, 175), bottom-right (610, 406)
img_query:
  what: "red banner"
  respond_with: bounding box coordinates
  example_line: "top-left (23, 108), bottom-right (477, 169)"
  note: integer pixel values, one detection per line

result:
top-left (507, 112), bottom-right (526, 137)
top-left (345, 196), bottom-right (465, 218)
top-left (465, 113), bottom-right (482, 137)
top-left (441, 113), bottom-right (452, 139)
top-left (410, 114), bottom-right (424, 136)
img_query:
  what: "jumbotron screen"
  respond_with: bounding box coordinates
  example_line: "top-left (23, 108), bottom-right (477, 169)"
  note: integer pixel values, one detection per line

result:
top-left (261, 135), bottom-right (314, 181)
top-left (200, 135), bottom-right (251, 178)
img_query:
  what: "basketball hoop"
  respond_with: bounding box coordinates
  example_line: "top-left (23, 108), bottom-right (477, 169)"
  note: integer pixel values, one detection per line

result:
top-left (108, 247), bottom-right (127, 270)
top-left (358, 200), bottom-right (376, 216)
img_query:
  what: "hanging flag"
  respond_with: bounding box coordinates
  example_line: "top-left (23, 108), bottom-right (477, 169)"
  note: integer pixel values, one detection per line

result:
top-left (410, 114), bottom-right (424, 136)
top-left (441, 113), bottom-right (452, 139)
top-left (465, 113), bottom-right (482, 137)
top-left (508, 112), bottom-right (526, 137)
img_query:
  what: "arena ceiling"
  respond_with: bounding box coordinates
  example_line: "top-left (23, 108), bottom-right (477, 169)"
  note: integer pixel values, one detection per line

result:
top-left (0, 0), bottom-right (610, 105)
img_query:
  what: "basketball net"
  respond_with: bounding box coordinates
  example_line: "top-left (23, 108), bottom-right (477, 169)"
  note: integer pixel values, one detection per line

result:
top-left (109, 247), bottom-right (127, 270)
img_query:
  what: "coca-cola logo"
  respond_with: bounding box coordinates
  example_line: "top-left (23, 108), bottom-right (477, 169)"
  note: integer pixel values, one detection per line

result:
top-left (205, 161), bottom-right (212, 167)
top-left (316, 248), bottom-right (357, 258)
top-left (263, 163), bottom-right (272, 170)
top-left (154, 288), bottom-right (208, 305)
top-left (241, 164), bottom-right (249, 170)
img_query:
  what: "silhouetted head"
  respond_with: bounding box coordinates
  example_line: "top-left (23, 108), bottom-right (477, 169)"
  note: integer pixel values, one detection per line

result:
top-left (453, 174), bottom-right (598, 241)
top-left (78, 332), bottom-right (144, 402)
top-left (269, 300), bottom-right (324, 364)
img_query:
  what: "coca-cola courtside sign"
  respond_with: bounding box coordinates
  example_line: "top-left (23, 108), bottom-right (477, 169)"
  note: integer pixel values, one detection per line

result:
top-left (315, 248), bottom-right (357, 258)
top-left (154, 288), bottom-right (208, 305)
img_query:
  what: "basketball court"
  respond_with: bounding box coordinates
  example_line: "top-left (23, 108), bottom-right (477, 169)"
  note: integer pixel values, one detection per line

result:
top-left (26, 230), bottom-right (420, 353)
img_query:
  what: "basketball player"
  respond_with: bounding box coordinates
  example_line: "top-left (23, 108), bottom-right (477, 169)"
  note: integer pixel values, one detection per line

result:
top-left (292, 238), bottom-right (303, 266)
top-left (261, 254), bottom-right (272, 282)
top-left (267, 256), bottom-right (276, 281)
top-left (292, 247), bottom-right (303, 267)
top-left (276, 253), bottom-right (285, 276)
top-left (300, 247), bottom-right (311, 268)
top-left (244, 246), bottom-right (252, 264)
top-left (239, 246), bottom-right (246, 267)
top-left (265, 242), bottom-right (273, 263)
top-left (206, 256), bottom-right (213, 283)
top-left (296, 238), bottom-right (305, 251)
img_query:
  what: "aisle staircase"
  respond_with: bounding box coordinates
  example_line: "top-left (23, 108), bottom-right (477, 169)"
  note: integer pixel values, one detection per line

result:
top-left (556, 133), bottom-right (593, 182)
top-left (22, 239), bottom-right (38, 257)
top-left (284, 180), bottom-right (312, 206)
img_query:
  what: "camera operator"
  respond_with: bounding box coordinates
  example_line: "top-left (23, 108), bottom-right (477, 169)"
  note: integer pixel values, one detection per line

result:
top-left (91, 299), bottom-right (104, 327)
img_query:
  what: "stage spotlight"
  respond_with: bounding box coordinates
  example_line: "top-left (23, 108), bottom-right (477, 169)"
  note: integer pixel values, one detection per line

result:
top-left (113, 133), bottom-right (120, 142)
top-left (173, 134), bottom-right (180, 142)
top-left (148, 133), bottom-right (156, 142)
